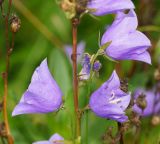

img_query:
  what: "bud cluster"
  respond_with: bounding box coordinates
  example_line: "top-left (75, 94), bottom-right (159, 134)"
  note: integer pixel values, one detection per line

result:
top-left (10, 15), bottom-right (21, 33)
top-left (60, 0), bottom-right (88, 19)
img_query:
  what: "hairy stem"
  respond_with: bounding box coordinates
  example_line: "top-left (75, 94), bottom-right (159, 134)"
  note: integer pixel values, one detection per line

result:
top-left (71, 17), bottom-right (81, 141)
top-left (2, 0), bottom-right (14, 143)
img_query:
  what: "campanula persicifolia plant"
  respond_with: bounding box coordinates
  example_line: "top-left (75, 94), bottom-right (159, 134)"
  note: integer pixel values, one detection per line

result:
top-left (3, 0), bottom-right (160, 144)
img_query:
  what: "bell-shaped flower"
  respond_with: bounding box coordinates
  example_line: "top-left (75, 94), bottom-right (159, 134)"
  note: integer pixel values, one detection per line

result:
top-left (101, 10), bottom-right (151, 64)
top-left (89, 71), bottom-right (131, 123)
top-left (133, 89), bottom-right (160, 116)
top-left (87, 0), bottom-right (134, 16)
top-left (79, 53), bottom-right (101, 80)
top-left (12, 59), bottom-right (63, 116)
top-left (33, 133), bottom-right (64, 144)
top-left (65, 41), bottom-right (85, 64)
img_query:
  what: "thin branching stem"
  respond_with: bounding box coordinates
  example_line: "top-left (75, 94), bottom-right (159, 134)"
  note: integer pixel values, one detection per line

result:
top-left (2, 0), bottom-right (14, 143)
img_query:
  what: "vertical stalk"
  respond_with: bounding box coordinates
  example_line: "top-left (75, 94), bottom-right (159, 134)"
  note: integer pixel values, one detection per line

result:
top-left (118, 122), bottom-right (123, 144)
top-left (71, 17), bottom-right (81, 141)
top-left (2, 0), bottom-right (14, 143)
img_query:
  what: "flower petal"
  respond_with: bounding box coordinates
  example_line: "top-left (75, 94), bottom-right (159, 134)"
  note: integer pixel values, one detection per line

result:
top-left (65, 41), bottom-right (85, 64)
top-left (88, 0), bottom-right (135, 16)
top-left (49, 133), bottom-right (64, 144)
top-left (101, 10), bottom-right (151, 64)
top-left (89, 70), bottom-right (130, 123)
top-left (101, 10), bottom-right (138, 43)
top-left (133, 89), bottom-right (155, 116)
top-left (12, 59), bottom-right (63, 116)
top-left (100, 70), bottom-right (120, 92)
top-left (32, 141), bottom-right (50, 144)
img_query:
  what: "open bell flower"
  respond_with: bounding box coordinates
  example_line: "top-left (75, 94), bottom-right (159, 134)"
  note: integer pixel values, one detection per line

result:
top-left (133, 89), bottom-right (160, 116)
top-left (89, 71), bottom-right (131, 123)
top-left (33, 133), bottom-right (64, 144)
top-left (87, 0), bottom-right (134, 16)
top-left (12, 59), bottom-right (63, 116)
top-left (65, 41), bottom-right (85, 64)
top-left (101, 10), bottom-right (151, 64)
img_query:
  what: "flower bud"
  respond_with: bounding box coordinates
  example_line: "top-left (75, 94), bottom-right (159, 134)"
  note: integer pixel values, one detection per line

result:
top-left (151, 116), bottom-right (160, 126)
top-left (10, 15), bottom-right (21, 33)
top-left (136, 93), bottom-right (147, 111)
top-left (76, 0), bottom-right (88, 15)
top-left (60, 0), bottom-right (76, 19)
top-left (93, 60), bottom-right (101, 72)
top-left (120, 79), bottom-right (128, 93)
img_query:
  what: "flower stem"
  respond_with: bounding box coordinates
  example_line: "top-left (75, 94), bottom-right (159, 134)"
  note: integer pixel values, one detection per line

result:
top-left (85, 83), bottom-right (91, 144)
top-left (71, 17), bottom-right (81, 142)
top-left (2, 0), bottom-right (14, 143)
top-left (118, 122), bottom-right (123, 144)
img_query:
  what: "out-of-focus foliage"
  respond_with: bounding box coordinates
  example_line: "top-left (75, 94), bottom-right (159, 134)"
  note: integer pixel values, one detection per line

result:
top-left (0, 0), bottom-right (160, 143)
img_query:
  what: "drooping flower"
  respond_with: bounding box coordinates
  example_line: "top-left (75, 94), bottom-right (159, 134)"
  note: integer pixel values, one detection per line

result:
top-left (101, 10), bottom-right (151, 64)
top-left (33, 133), bottom-right (64, 144)
top-left (79, 53), bottom-right (101, 80)
top-left (89, 71), bottom-right (131, 123)
top-left (12, 59), bottom-right (63, 116)
top-left (133, 89), bottom-right (160, 116)
top-left (87, 0), bottom-right (134, 16)
top-left (65, 41), bottom-right (85, 64)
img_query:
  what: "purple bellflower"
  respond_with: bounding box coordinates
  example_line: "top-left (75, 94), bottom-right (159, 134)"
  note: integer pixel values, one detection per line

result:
top-left (33, 133), bottom-right (64, 144)
top-left (65, 41), bottom-right (85, 64)
top-left (12, 59), bottom-right (63, 116)
top-left (89, 71), bottom-right (131, 123)
top-left (87, 0), bottom-right (134, 16)
top-left (133, 89), bottom-right (160, 116)
top-left (79, 53), bottom-right (101, 80)
top-left (101, 10), bottom-right (151, 64)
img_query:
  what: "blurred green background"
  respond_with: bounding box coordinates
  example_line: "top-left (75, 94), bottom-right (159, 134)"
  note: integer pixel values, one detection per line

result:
top-left (0, 0), bottom-right (160, 143)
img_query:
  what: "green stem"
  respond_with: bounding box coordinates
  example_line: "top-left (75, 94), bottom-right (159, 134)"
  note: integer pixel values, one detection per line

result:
top-left (85, 84), bottom-right (91, 144)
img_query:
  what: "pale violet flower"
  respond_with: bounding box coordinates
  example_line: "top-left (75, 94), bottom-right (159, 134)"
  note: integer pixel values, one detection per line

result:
top-left (65, 41), bottom-right (85, 64)
top-left (79, 53), bottom-right (101, 80)
top-left (133, 89), bottom-right (160, 116)
top-left (87, 0), bottom-right (134, 16)
top-left (89, 71), bottom-right (131, 123)
top-left (12, 59), bottom-right (63, 116)
top-left (101, 10), bottom-right (151, 64)
top-left (33, 133), bottom-right (64, 144)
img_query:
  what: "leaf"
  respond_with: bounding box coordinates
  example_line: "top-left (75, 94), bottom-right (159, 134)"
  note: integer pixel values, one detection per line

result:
top-left (100, 41), bottom-right (112, 50)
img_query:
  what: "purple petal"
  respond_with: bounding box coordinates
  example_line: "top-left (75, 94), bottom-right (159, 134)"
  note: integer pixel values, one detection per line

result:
top-left (101, 10), bottom-right (151, 64)
top-left (79, 53), bottom-right (91, 80)
top-left (101, 10), bottom-right (138, 42)
top-left (32, 133), bottom-right (64, 144)
top-left (65, 41), bottom-right (85, 64)
top-left (88, 0), bottom-right (135, 16)
top-left (12, 59), bottom-right (63, 116)
top-left (49, 133), bottom-right (64, 144)
top-left (89, 70), bottom-right (130, 123)
top-left (100, 70), bottom-right (120, 92)
top-left (93, 60), bottom-right (101, 72)
top-left (107, 114), bottom-right (128, 123)
top-left (33, 141), bottom-right (50, 144)
top-left (133, 89), bottom-right (155, 116)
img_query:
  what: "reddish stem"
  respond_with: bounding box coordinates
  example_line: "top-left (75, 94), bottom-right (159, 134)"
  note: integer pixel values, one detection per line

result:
top-left (2, 0), bottom-right (14, 143)
top-left (71, 17), bottom-right (81, 139)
